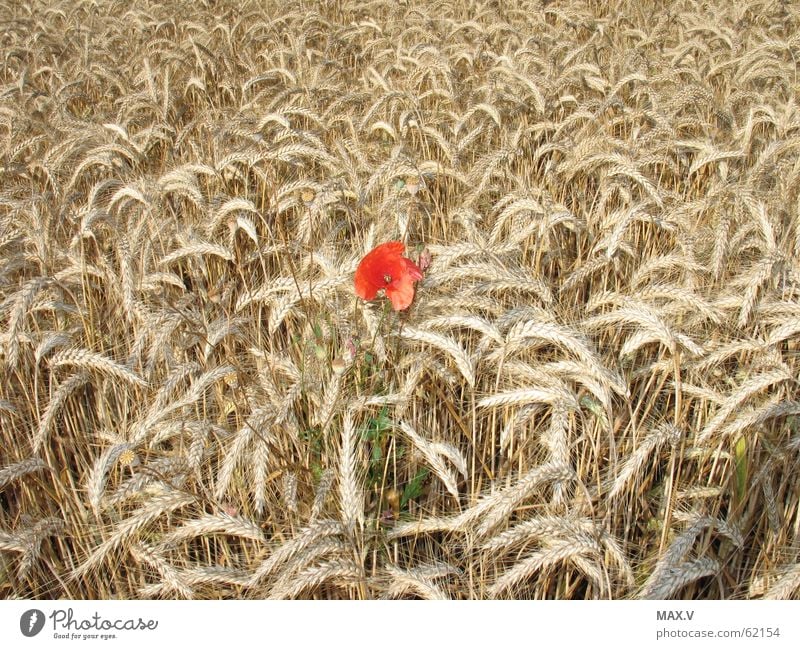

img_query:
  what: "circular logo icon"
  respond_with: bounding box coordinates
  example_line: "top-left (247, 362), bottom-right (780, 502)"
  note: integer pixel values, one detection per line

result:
top-left (20, 609), bottom-right (45, 637)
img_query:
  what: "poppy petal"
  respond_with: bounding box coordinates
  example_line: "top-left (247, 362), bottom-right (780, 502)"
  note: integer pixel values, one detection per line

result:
top-left (354, 240), bottom-right (424, 310)
top-left (386, 277), bottom-right (416, 310)
top-left (402, 257), bottom-right (424, 281)
top-left (354, 269), bottom-right (380, 300)
top-left (354, 242), bottom-right (405, 297)
top-left (374, 241), bottom-right (405, 256)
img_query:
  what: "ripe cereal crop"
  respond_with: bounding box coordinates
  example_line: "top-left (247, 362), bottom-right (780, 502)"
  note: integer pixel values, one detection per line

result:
top-left (1, 0), bottom-right (800, 600)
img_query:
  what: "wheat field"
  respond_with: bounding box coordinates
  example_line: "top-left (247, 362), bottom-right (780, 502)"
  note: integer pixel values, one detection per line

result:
top-left (1, 0), bottom-right (800, 600)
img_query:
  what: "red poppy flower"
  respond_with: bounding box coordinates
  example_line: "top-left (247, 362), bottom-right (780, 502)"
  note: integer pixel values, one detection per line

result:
top-left (354, 241), bottom-right (423, 311)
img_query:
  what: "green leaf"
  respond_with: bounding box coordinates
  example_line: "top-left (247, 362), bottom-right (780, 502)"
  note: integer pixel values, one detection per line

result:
top-left (371, 443), bottom-right (383, 465)
top-left (580, 394), bottom-right (608, 427)
top-left (360, 405), bottom-right (392, 440)
top-left (401, 468), bottom-right (429, 508)
top-left (373, 406), bottom-right (391, 433)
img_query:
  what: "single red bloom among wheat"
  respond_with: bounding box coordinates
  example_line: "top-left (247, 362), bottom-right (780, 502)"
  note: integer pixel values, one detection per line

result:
top-left (354, 241), bottom-right (424, 311)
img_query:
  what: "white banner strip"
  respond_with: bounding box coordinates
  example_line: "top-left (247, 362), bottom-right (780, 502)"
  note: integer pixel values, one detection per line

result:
top-left (2, 600), bottom-right (797, 648)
